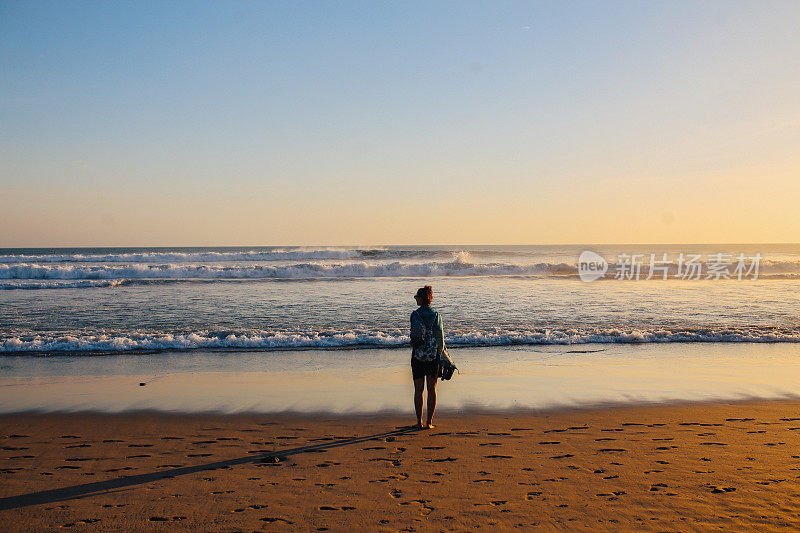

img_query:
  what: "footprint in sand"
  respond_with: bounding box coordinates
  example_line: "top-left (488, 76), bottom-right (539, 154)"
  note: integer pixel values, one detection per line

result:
top-left (485, 454), bottom-right (513, 459)
top-left (261, 517), bottom-right (293, 524)
top-left (232, 504), bottom-right (269, 512)
top-left (405, 499), bottom-right (434, 515)
top-left (549, 454), bottom-right (574, 459)
top-left (369, 458), bottom-right (401, 466)
top-left (422, 446), bottom-right (445, 450)
top-left (390, 489), bottom-right (403, 498)
top-left (186, 453), bottom-right (212, 457)
top-left (316, 461), bottom-right (343, 468)
top-left (61, 519), bottom-right (101, 527)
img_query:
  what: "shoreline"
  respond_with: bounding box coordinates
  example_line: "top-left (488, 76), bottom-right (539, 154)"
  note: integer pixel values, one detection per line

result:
top-left (2, 398), bottom-right (800, 530)
top-left (2, 392), bottom-right (800, 417)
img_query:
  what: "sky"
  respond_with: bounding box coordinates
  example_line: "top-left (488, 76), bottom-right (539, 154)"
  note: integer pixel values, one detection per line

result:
top-left (1, 1), bottom-right (799, 246)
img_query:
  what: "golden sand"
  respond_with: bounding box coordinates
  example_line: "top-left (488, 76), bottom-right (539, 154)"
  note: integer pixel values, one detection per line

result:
top-left (2, 400), bottom-right (800, 531)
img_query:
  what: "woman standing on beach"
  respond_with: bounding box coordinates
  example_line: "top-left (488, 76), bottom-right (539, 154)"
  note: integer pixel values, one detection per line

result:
top-left (410, 285), bottom-right (445, 429)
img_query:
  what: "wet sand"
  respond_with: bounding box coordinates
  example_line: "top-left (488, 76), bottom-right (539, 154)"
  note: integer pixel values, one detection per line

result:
top-left (1, 400), bottom-right (800, 531)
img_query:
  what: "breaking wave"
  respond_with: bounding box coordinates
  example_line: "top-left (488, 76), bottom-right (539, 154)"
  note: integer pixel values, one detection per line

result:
top-left (3, 326), bottom-right (800, 354)
top-left (1, 258), bottom-right (799, 287)
top-left (0, 260), bottom-right (575, 282)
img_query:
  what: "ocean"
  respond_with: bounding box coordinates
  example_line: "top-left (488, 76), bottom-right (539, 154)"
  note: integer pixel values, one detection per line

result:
top-left (2, 244), bottom-right (800, 413)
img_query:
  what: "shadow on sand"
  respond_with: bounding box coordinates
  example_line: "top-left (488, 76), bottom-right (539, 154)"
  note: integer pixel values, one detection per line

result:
top-left (0, 425), bottom-right (420, 511)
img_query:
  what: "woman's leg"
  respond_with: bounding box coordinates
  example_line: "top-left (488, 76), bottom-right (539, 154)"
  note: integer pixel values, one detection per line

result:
top-left (424, 374), bottom-right (437, 429)
top-left (413, 377), bottom-right (425, 428)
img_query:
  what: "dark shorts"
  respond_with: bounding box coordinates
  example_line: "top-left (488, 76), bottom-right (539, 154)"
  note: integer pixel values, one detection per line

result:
top-left (411, 357), bottom-right (439, 380)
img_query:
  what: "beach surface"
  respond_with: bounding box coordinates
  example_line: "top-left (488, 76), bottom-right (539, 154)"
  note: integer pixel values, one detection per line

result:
top-left (2, 400), bottom-right (800, 531)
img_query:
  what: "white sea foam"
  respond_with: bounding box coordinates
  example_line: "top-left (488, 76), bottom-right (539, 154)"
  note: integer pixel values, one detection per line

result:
top-left (3, 326), bottom-right (800, 354)
top-left (0, 260), bottom-right (575, 281)
top-left (0, 280), bottom-right (128, 290)
top-left (3, 257), bottom-right (800, 285)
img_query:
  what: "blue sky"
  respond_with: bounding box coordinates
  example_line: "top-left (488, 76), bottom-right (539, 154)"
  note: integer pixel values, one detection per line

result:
top-left (2, 1), bottom-right (799, 245)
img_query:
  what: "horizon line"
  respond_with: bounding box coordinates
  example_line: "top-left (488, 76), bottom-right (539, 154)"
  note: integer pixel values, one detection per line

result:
top-left (1, 242), bottom-right (798, 249)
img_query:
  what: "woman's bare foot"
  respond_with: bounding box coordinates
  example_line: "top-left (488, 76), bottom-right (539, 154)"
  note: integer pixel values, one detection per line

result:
top-left (413, 422), bottom-right (423, 430)
top-left (423, 423), bottom-right (435, 430)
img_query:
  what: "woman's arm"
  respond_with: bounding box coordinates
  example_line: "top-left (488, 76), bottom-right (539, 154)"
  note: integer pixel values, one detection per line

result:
top-left (434, 313), bottom-right (444, 356)
top-left (410, 312), bottom-right (425, 348)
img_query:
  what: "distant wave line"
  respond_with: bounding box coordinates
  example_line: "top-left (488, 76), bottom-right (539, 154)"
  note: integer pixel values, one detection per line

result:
top-left (2, 258), bottom-right (800, 286)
